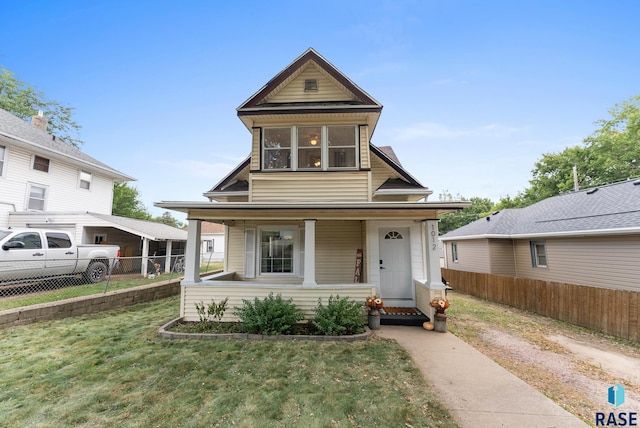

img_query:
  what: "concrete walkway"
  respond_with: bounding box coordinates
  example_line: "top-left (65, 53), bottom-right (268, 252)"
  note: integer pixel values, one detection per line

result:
top-left (376, 325), bottom-right (588, 427)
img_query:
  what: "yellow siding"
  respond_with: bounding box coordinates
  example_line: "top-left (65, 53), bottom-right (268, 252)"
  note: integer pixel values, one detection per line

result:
top-left (251, 172), bottom-right (369, 201)
top-left (182, 284), bottom-right (376, 322)
top-left (266, 62), bottom-right (354, 104)
top-left (359, 125), bottom-right (370, 169)
top-left (250, 128), bottom-right (261, 171)
top-left (315, 221), bottom-right (363, 283)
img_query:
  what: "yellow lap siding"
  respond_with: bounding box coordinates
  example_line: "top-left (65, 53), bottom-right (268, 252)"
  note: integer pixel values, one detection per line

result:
top-left (251, 172), bottom-right (369, 201)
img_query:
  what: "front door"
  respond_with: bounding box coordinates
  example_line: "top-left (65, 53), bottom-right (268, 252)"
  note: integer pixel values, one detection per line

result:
top-left (379, 227), bottom-right (412, 305)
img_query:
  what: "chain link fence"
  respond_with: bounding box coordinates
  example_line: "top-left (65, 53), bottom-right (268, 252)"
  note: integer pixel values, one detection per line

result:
top-left (0, 255), bottom-right (209, 311)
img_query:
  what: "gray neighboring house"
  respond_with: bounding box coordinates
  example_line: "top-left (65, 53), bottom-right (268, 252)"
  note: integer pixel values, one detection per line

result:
top-left (441, 179), bottom-right (640, 293)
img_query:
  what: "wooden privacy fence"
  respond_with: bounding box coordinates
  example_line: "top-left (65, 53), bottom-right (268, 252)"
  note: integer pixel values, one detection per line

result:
top-left (442, 268), bottom-right (640, 343)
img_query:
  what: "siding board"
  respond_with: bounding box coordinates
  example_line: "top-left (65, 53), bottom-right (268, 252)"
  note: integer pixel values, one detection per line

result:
top-left (251, 172), bottom-right (368, 201)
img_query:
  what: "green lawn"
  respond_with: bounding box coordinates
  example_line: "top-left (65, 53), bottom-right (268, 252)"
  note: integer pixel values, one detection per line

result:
top-left (0, 262), bottom-right (223, 311)
top-left (0, 296), bottom-right (457, 427)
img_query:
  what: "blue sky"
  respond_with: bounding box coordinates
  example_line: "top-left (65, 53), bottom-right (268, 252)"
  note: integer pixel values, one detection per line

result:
top-left (2, 1), bottom-right (639, 220)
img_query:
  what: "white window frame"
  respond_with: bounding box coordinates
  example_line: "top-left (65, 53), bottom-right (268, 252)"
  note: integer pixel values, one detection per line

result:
top-left (0, 144), bottom-right (7, 178)
top-left (32, 155), bottom-right (50, 173)
top-left (262, 125), bottom-right (358, 171)
top-left (26, 183), bottom-right (48, 211)
top-left (256, 225), bottom-right (298, 277)
top-left (451, 242), bottom-right (459, 263)
top-left (206, 239), bottom-right (214, 252)
top-left (79, 170), bottom-right (92, 190)
top-left (530, 241), bottom-right (548, 268)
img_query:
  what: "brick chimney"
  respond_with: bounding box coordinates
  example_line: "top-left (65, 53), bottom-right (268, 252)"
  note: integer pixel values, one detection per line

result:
top-left (31, 110), bottom-right (48, 131)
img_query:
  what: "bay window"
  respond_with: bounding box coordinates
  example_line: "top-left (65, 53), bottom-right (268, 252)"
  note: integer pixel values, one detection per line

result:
top-left (262, 125), bottom-right (357, 171)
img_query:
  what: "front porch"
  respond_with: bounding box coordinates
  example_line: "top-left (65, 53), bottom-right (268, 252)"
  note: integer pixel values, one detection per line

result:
top-left (179, 272), bottom-right (438, 323)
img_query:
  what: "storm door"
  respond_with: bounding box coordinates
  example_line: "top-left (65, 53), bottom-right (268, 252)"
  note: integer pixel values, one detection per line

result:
top-left (378, 228), bottom-right (412, 304)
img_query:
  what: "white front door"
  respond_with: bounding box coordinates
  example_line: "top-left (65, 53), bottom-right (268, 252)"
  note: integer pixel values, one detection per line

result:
top-left (379, 227), bottom-right (412, 305)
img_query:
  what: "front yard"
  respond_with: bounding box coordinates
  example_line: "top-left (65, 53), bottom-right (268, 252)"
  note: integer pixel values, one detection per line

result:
top-left (0, 295), bottom-right (456, 427)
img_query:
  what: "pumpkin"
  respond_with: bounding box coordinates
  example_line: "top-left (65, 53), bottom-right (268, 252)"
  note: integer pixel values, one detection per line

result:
top-left (423, 322), bottom-right (435, 331)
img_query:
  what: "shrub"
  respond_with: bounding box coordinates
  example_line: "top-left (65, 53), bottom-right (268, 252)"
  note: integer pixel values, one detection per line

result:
top-left (234, 293), bottom-right (304, 335)
top-left (194, 297), bottom-right (228, 331)
top-left (312, 295), bottom-right (366, 336)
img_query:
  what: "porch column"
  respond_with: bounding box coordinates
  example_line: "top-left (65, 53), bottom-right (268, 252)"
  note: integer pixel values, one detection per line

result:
top-left (424, 220), bottom-right (446, 290)
top-left (184, 219), bottom-right (202, 283)
top-left (164, 240), bottom-right (173, 274)
top-left (303, 219), bottom-right (317, 287)
top-left (424, 220), bottom-right (447, 321)
top-left (141, 237), bottom-right (149, 277)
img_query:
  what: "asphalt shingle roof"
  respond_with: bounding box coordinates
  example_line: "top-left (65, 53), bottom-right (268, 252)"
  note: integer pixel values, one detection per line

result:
top-left (441, 179), bottom-right (640, 239)
top-left (0, 108), bottom-right (133, 181)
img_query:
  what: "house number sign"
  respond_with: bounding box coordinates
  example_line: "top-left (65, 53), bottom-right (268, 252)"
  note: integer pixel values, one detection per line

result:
top-left (431, 224), bottom-right (437, 251)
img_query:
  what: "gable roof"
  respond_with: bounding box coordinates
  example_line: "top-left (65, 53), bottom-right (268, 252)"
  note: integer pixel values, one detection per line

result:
top-left (441, 179), bottom-right (640, 240)
top-left (236, 48), bottom-right (382, 131)
top-left (0, 108), bottom-right (134, 182)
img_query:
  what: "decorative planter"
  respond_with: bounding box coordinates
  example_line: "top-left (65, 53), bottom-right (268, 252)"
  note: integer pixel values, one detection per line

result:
top-left (434, 312), bottom-right (447, 333)
top-left (368, 308), bottom-right (381, 330)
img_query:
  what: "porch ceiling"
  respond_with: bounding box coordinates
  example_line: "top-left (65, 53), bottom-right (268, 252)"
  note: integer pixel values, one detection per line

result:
top-left (154, 201), bottom-right (470, 221)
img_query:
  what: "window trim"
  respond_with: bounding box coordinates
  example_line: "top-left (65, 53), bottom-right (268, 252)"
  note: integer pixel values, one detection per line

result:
top-left (26, 183), bottom-right (48, 211)
top-left (451, 242), bottom-right (459, 263)
top-left (32, 155), bottom-right (50, 173)
top-left (530, 240), bottom-right (548, 268)
top-left (262, 125), bottom-right (358, 172)
top-left (256, 225), bottom-right (299, 277)
top-left (0, 144), bottom-right (7, 178)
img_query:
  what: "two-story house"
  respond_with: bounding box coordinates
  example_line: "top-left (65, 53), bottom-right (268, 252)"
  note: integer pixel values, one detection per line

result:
top-left (0, 107), bottom-right (187, 275)
top-left (156, 48), bottom-right (468, 321)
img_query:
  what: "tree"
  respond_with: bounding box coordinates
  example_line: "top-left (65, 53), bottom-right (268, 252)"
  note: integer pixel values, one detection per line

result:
top-left (153, 211), bottom-right (185, 229)
top-left (0, 67), bottom-right (83, 147)
top-left (112, 183), bottom-right (151, 220)
top-left (514, 94), bottom-right (640, 207)
top-left (438, 194), bottom-right (494, 234)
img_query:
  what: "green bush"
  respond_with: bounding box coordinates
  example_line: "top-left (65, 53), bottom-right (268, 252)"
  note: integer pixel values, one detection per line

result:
top-left (234, 293), bottom-right (304, 335)
top-left (312, 295), bottom-right (366, 336)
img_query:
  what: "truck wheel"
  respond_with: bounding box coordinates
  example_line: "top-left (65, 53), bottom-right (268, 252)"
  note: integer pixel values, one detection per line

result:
top-left (84, 261), bottom-right (107, 283)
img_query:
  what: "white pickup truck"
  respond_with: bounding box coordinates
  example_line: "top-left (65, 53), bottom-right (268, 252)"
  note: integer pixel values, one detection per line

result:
top-left (0, 228), bottom-right (120, 284)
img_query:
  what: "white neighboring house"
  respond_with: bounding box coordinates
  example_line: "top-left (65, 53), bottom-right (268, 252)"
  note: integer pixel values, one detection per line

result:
top-left (0, 108), bottom-right (187, 276)
top-left (0, 109), bottom-right (133, 223)
top-left (199, 221), bottom-right (225, 264)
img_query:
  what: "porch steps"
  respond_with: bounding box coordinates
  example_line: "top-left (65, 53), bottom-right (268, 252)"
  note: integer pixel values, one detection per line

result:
top-left (380, 307), bottom-right (429, 326)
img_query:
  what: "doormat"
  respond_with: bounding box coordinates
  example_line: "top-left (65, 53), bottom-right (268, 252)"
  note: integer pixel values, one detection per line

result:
top-left (381, 307), bottom-right (422, 315)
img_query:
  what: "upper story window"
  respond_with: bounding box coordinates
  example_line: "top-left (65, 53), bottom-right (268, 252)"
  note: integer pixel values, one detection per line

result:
top-left (0, 145), bottom-right (6, 177)
top-left (33, 155), bottom-right (50, 173)
top-left (79, 170), bottom-right (92, 190)
top-left (530, 241), bottom-right (547, 268)
top-left (263, 127), bottom-right (292, 170)
top-left (262, 125), bottom-right (357, 171)
top-left (27, 183), bottom-right (47, 211)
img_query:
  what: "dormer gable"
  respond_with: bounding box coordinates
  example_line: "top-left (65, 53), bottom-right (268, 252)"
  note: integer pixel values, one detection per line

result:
top-left (236, 48), bottom-right (382, 133)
